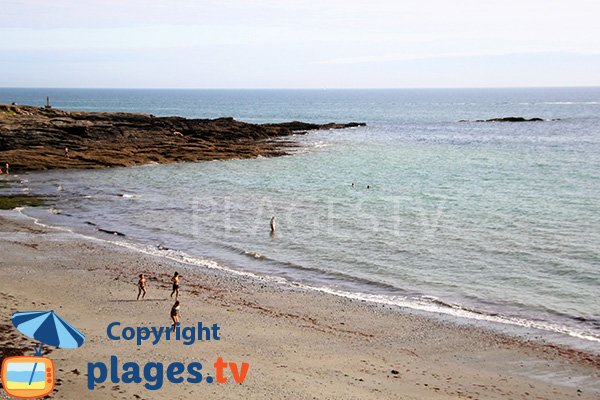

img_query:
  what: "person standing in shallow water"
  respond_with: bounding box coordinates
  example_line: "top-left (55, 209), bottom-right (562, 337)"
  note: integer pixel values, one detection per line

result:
top-left (137, 274), bottom-right (147, 300)
top-left (270, 216), bottom-right (276, 236)
top-left (170, 272), bottom-right (181, 300)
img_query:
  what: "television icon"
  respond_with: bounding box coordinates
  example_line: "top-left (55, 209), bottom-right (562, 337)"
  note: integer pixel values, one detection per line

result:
top-left (1, 356), bottom-right (54, 398)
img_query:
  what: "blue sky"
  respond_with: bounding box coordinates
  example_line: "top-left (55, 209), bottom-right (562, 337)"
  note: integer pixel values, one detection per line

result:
top-left (2, 0), bottom-right (599, 88)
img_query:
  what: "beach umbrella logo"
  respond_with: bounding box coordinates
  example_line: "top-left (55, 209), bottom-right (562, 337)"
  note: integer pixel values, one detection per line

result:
top-left (1, 310), bottom-right (85, 398)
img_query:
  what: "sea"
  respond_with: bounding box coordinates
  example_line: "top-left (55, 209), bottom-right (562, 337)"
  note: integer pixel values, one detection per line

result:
top-left (2, 87), bottom-right (599, 352)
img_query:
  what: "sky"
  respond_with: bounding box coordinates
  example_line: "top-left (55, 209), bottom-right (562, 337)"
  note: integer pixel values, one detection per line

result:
top-left (1, 0), bottom-right (599, 89)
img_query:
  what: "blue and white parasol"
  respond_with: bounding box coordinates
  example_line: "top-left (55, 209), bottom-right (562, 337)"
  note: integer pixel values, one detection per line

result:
top-left (11, 310), bottom-right (85, 386)
top-left (12, 310), bottom-right (85, 354)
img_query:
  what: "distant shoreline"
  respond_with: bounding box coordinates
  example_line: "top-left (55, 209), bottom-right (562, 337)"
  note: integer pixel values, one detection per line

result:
top-left (0, 104), bottom-right (365, 172)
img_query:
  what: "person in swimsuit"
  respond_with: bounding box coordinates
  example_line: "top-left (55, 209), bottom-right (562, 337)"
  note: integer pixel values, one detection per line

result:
top-left (170, 272), bottom-right (181, 300)
top-left (137, 274), bottom-right (147, 300)
top-left (170, 300), bottom-right (180, 332)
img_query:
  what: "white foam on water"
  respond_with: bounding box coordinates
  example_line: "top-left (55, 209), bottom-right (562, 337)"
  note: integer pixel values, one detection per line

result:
top-left (311, 141), bottom-right (331, 148)
top-left (542, 101), bottom-right (600, 105)
top-left (244, 250), bottom-right (266, 259)
top-left (13, 208), bottom-right (287, 285)
top-left (303, 286), bottom-right (600, 344)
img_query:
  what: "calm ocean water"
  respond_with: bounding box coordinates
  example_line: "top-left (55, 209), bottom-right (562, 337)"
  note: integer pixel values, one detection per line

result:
top-left (2, 88), bottom-right (599, 351)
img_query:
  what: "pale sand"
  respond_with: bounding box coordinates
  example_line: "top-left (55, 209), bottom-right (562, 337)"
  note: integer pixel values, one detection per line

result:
top-left (0, 211), bottom-right (598, 400)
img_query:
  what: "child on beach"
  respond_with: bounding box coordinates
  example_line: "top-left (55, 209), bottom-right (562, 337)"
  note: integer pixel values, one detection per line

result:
top-left (137, 274), bottom-right (147, 300)
top-left (170, 272), bottom-right (182, 300)
top-left (170, 300), bottom-right (180, 332)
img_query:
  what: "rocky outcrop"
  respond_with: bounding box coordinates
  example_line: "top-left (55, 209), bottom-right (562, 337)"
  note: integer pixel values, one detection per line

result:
top-left (459, 117), bottom-right (545, 122)
top-left (262, 121), bottom-right (366, 132)
top-left (0, 105), bottom-right (365, 171)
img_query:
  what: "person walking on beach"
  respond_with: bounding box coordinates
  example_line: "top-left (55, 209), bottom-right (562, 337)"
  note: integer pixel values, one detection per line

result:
top-left (170, 300), bottom-right (180, 332)
top-left (170, 272), bottom-right (182, 300)
top-left (137, 274), bottom-right (147, 300)
top-left (64, 147), bottom-right (70, 158)
top-left (4, 162), bottom-right (8, 175)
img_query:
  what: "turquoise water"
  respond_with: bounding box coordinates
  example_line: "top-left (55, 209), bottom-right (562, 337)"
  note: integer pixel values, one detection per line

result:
top-left (3, 88), bottom-right (599, 350)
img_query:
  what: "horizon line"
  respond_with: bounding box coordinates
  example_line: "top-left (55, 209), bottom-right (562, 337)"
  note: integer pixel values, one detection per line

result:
top-left (1, 85), bottom-right (600, 91)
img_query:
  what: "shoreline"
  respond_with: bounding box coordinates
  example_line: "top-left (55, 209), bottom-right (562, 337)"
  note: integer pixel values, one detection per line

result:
top-left (15, 205), bottom-right (600, 355)
top-left (1, 210), bottom-right (599, 399)
top-left (9, 183), bottom-right (600, 357)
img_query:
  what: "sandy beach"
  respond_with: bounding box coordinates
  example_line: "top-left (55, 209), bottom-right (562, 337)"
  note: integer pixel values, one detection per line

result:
top-left (0, 210), bottom-right (598, 399)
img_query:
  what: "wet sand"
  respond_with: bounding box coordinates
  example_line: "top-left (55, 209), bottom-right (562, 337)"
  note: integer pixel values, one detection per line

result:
top-left (0, 211), bottom-right (598, 399)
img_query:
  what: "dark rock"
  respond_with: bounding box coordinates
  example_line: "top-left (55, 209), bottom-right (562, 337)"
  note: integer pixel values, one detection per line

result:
top-left (460, 117), bottom-right (545, 123)
top-left (263, 121), bottom-right (366, 131)
top-left (96, 227), bottom-right (126, 236)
